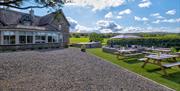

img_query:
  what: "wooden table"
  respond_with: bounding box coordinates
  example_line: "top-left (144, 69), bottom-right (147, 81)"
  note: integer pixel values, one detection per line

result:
top-left (118, 49), bottom-right (137, 54)
top-left (154, 49), bottom-right (171, 54)
top-left (175, 52), bottom-right (180, 57)
top-left (115, 49), bottom-right (137, 59)
top-left (145, 48), bottom-right (171, 54)
top-left (141, 54), bottom-right (178, 76)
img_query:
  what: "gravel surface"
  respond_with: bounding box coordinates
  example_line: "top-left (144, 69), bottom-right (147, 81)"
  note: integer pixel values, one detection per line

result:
top-left (0, 48), bottom-right (174, 91)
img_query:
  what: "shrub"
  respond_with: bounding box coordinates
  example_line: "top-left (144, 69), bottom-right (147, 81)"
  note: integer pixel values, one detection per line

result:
top-left (89, 33), bottom-right (103, 42)
top-left (107, 37), bottom-right (180, 48)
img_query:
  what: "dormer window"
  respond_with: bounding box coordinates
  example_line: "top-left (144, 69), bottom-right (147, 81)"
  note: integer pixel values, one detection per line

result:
top-left (19, 14), bottom-right (33, 26)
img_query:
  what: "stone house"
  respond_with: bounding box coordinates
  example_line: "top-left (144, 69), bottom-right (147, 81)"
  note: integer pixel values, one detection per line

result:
top-left (0, 8), bottom-right (70, 51)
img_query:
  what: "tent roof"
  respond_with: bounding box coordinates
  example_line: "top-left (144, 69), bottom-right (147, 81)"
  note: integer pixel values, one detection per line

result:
top-left (111, 35), bottom-right (141, 39)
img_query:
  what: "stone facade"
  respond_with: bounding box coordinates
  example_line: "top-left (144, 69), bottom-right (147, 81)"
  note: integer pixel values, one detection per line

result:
top-left (0, 8), bottom-right (70, 51)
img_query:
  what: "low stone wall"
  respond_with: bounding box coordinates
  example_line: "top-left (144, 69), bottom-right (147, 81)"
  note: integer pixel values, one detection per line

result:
top-left (0, 43), bottom-right (63, 51)
top-left (102, 46), bottom-right (118, 54)
top-left (73, 42), bottom-right (102, 48)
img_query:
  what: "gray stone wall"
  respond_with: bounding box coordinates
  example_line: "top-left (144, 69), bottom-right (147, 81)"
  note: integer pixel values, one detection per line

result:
top-left (52, 15), bottom-right (70, 45)
top-left (0, 43), bottom-right (63, 51)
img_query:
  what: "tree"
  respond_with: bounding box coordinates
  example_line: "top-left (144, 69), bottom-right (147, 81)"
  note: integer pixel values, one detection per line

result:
top-left (0, 0), bottom-right (71, 10)
top-left (89, 33), bottom-right (103, 42)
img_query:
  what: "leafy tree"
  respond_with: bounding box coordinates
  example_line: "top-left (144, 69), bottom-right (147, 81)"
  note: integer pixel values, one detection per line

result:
top-left (89, 33), bottom-right (103, 42)
top-left (0, 0), bottom-right (73, 19)
top-left (74, 34), bottom-right (80, 38)
top-left (0, 0), bottom-right (70, 10)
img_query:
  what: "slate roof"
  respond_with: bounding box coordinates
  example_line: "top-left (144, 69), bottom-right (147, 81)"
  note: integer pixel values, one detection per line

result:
top-left (0, 8), bottom-right (70, 31)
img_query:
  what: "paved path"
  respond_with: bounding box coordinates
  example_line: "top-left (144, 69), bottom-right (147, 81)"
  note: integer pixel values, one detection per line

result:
top-left (0, 48), bottom-right (173, 91)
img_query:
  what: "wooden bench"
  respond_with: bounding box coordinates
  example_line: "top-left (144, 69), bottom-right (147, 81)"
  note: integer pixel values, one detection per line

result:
top-left (142, 51), bottom-right (156, 55)
top-left (162, 62), bottom-right (180, 76)
top-left (162, 62), bottom-right (180, 68)
top-left (124, 53), bottom-right (143, 57)
top-left (138, 58), bottom-right (148, 62)
top-left (114, 52), bottom-right (121, 59)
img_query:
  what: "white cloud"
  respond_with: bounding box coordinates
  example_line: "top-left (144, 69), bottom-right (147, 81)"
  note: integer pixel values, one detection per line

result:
top-left (134, 16), bottom-right (141, 21)
top-left (96, 20), bottom-right (123, 33)
top-left (67, 17), bottom-right (93, 33)
top-left (122, 26), bottom-right (142, 33)
top-left (138, 0), bottom-right (152, 8)
top-left (174, 27), bottom-right (180, 33)
top-left (152, 20), bottom-right (160, 24)
top-left (75, 25), bottom-right (93, 33)
top-left (162, 19), bottom-right (176, 23)
top-left (142, 17), bottom-right (149, 21)
top-left (119, 9), bottom-right (132, 15)
top-left (105, 12), bottom-right (113, 19)
top-left (152, 18), bottom-right (180, 24)
top-left (151, 13), bottom-right (160, 17)
top-left (99, 29), bottom-right (113, 33)
top-left (67, 17), bottom-right (180, 33)
top-left (134, 16), bottom-right (149, 21)
top-left (161, 18), bottom-right (180, 23)
top-left (166, 9), bottom-right (176, 15)
top-left (67, 17), bottom-right (78, 30)
top-left (176, 18), bottom-right (180, 22)
top-left (116, 16), bottom-right (122, 19)
top-left (156, 16), bottom-right (164, 19)
top-left (150, 13), bottom-right (164, 19)
top-left (66, 0), bottom-right (125, 11)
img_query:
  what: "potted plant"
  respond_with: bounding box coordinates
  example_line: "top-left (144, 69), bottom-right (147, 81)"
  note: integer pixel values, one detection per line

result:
top-left (81, 44), bottom-right (86, 52)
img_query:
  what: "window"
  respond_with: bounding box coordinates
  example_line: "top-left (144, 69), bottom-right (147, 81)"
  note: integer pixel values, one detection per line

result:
top-left (19, 32), bottom-right (26, 44)
top-left (27, 36), bottom-right (33, 43)
top-left (19, 32), bottom-right (33, 44)
top-left (52, 33), bottom-right (58, 43)
top-left (26, 32), bottom-right (33, 43)
top-left (3, 31), bottom-right (15, 45)
top-left (47, 33), bottom-right (53, 43)
top-left (48, 36), bottom-right (52, 43)
top-left (58, 33), bottom-right (63, 42)
top-left (59, 25), bottom-right (62, 30)
top-left (35, 32), bottom-right (46, 43)
top-left (47, 32), bottom-right (59, 43)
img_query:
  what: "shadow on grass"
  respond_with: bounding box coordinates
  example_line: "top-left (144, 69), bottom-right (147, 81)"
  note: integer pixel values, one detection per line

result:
top-left (146, 67), bottom-right (180, 84)
top-left (146, 68), bottom-right (162, 72)
top-left (162, 71), bottom-right (180, 84)
top-left (124, 58), bottom-right (142, 64)
top-left (122, 55), bottom-right (144, 64)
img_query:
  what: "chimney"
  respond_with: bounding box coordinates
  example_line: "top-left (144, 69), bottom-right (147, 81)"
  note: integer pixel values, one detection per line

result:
top-left (29, 9), bottom-right (34, 17)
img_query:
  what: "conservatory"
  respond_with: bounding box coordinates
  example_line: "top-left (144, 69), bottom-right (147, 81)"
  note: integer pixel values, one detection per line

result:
top-left (0, 31), bottom-right (62, 45)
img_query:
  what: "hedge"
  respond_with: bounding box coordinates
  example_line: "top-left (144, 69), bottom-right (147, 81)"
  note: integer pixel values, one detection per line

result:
top-left (107, 37), bottom-right (180, 48)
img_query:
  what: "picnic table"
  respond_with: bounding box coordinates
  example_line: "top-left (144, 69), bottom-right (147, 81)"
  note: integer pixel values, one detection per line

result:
top-left (115, 49), bottom-right (140, 59)
top-left (141, 54), bottom-right (179, 76)
top-left (154, 48), bottom-right (171, 54)
top-left (175, 52), bottom-right (180, 57)
top-left (145, 48), bottom-right (171, 54)
top-left (118, 49), bottom-right (137, 54)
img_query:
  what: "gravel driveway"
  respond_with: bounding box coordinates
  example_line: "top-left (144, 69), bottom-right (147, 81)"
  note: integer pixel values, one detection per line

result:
top-left (0, 48), bottom-right (174, 91)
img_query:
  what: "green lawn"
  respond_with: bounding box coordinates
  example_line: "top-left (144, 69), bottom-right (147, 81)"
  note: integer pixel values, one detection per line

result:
top-left (87, 48), bottom-right (180, 91)
top-left (70, 37), bottom-right (89, 44)
top-left (70, 37), bottom-right (109, 45)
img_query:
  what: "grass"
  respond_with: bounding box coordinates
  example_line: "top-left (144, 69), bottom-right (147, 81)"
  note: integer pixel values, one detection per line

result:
top-left (87, 48), bottom-right (180, 91)
top-left (70, 37), bottom-right (89, 44)
top-left (70, 37), bottom-right (109, 45)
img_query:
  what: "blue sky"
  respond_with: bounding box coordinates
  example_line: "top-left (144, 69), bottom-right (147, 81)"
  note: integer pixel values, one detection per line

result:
top-left (18, 0), bottom-right (180, 33)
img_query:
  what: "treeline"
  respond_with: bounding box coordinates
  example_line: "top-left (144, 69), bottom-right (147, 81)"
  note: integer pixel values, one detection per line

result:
top-left (107, 37), bottom-right (180, 48)
top-left (70, 33), bottom-right (119, 38)
top-left (70, 33), bottom-right (180, 38)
